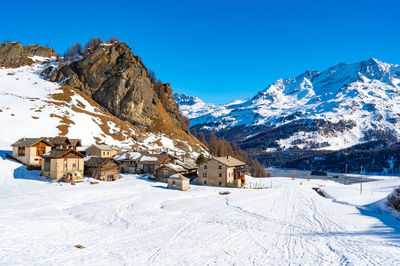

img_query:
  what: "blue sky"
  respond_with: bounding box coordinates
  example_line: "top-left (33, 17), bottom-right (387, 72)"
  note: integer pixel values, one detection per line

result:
top-left (2, 0), bottom-right (399, 104)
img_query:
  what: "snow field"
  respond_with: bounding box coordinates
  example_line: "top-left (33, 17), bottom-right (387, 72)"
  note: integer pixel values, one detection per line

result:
top-left (1, 154), bottom-right (400, 265)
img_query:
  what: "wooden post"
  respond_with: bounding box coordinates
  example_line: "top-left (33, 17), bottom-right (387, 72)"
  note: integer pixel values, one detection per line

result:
top-left (345, 164), bottom-right (348, 185)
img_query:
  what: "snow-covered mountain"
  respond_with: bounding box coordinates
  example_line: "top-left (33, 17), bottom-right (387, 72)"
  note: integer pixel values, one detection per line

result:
top-left (176, 58), bottom-right (400, 151)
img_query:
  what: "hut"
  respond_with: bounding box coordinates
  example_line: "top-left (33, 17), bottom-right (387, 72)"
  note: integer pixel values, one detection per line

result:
top-left (84, 157), bottom-right (121, 181)
top-left (167, 174), bottom-right (190, 191)
top-left (41, 149), bottom-right (84, 181)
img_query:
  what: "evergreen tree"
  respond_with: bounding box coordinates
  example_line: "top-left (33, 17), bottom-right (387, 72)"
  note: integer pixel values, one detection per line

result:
top-left (196, 154), bottom-right (206, 165)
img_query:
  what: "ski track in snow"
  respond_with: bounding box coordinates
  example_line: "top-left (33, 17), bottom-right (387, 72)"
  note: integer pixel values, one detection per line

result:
top-left (1, 157), bottom-right (400, 265)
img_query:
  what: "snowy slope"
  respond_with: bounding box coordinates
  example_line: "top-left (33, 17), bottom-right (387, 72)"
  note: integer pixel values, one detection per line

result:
top-left (177, 58), bottom-right (400, 150)
top-left (1, 152), bottom-right (400, 264)
top-left (0, 59), bottom-right (204, 157)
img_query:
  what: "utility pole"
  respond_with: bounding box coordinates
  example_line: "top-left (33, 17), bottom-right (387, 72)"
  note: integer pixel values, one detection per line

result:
top-left (360, 166), bottom-right (363, 195)
top-left (345, 164), bottom-right (348, 185)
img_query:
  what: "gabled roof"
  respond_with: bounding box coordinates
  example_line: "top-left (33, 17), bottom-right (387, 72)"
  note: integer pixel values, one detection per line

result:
top-left (90, 143), bottom-right (119, 151)
top-left (44, 137), bottom-right (70, 146)
top-left (11, 137), bottom-right (53, 147)
top-left (68, 139), bottom-right (82, 147)
top-left (85, 157), bottom-right (119, 167)
top-left (138, 152), bottom-right (174, 165)
top-left (115, 151), bottom-right (142, 161)
top-left (42, 149), bottom-right (84, 159)
top-left (211, 156), bottom-right (246, 167)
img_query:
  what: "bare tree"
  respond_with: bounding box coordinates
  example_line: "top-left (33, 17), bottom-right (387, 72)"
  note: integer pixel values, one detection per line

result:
top-left (69, 44), bottom-right (76, 60)
top-left (76, 42), bottom-right (82, 55)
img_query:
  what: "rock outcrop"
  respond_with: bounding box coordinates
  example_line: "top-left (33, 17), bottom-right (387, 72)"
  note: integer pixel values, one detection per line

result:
top-left (44, 41), bottom-right (190, 135)
top-left (0, 42), bottom-right (54, 67)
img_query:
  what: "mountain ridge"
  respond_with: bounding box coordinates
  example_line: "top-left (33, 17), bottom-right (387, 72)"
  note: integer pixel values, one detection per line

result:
top-left (176, 58), bottom-right (400, 153)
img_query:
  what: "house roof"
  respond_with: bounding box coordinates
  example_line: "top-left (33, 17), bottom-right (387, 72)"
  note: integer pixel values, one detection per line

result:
top-left (211, 156), bottom-right (246, 167)
top-left (115, 151), bottom-right (142, 161)
top-left (11, 137), bottom-right (53, 147)
top-left (85, 157), bottom-right (119, 167)
top-left (138, 152), bottom-right (174, 165)
top-left (90, 143), bottom-right (119, 151)
top-left (44, 137), bottom-right (69, 146)
top-left (68, 139), bottom-right (82, 147)
top-left (42, 149), bottom-right (84, 159)
top-left (169, 174), bottom-right (189, 180)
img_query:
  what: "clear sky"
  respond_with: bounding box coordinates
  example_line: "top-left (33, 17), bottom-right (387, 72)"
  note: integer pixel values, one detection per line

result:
top-left (2, 0), bottom-right (399, 104)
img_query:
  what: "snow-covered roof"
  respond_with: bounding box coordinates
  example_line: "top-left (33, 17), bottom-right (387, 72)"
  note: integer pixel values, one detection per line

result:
top-left (115, 151), bottom-right (142, 161)
top-left (91, 143), bottom-right (119, 151)
top-left (169, 174), bottom-right (189, 180)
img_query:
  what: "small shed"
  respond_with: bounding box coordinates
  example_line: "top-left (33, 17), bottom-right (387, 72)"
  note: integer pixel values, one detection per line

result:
top-left (167, 174), bottom-right (190, 191)
top-left (84, 157), bottom-right (121, 181)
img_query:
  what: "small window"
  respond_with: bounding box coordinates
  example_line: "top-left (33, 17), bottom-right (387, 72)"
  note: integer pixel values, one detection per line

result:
top-left (204, 180), bottom-right (207, 184)
top-left (219, 182), bottom-right (222, 186)
top-left (203, 173), bottom-right (207, 177)
top-left (204, 165), bottom-right (207, 169)
top-left (72, 163), bottom-right (76, 168)
top-left (218, 165), bottom-right (222, 169)
top-left (18, 147), bottom-right (25, 156)
top-left (219, 173), bottom-right (222, 177)
top-left (107, 151), bottom-right (110, 155)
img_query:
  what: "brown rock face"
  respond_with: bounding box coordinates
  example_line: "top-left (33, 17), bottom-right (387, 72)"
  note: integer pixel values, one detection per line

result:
top-left (44, 42), bottom-right (189, 133)
top-left (0, 42), bottom-right (55, 67)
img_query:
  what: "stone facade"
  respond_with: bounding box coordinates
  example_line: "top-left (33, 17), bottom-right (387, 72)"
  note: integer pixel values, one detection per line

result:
top-left (86, 144), bottom-right (119, 158)
top-left (198, 156), bottom-right (246, 188)
top-left (41, 150), bottom-right (84, 181)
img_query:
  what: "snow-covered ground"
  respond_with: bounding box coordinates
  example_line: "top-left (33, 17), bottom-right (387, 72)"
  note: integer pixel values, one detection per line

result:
top-left (1, 151), bottom-right (400, 265)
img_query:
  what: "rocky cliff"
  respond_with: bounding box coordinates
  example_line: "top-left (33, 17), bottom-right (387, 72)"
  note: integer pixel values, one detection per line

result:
top-left (0, 42), bottom-right (55, 67)
top-left (43, 42), bottom-right (189, 134)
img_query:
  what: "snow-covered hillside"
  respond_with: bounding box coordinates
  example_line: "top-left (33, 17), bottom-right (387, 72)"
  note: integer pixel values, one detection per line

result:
top-left (0, 59), bottom-right (203, 156)
top-left (177, 58), bottom-right (400, 150)
top-left (1, 152), bottom-right (400, 264)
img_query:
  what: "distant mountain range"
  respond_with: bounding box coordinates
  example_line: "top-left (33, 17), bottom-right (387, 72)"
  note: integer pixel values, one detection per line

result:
top-left (175, 58), bottom-right (400, 173)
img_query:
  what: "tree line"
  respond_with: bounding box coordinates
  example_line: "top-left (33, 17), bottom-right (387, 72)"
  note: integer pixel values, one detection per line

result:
top-left (194, 129), bottom-right (266, 177)
top-left (56, 36), bottom-right (119, 63)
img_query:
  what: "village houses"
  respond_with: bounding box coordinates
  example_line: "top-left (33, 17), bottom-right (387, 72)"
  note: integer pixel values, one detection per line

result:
top-left (41, 149), bottom-right (84, 181)
top-left (198, 156), bottom-right (246, 188)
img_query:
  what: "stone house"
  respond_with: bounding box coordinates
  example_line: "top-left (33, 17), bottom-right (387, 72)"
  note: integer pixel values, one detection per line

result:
top-left (197, 156), bottom-right (246, 188)
top-left (167, 174), bottom-right (190, 191)
top-left (11, 138), bottom-right (53, 167)
top-left (115, 151), bottom-right (143, 173)
top-left (86, 144), bottom-right (120, 158)
top-left (41, 149), bottom-right (84, 181)
top-left (155, 160), bottom-right (197, 183)
top-left (84, 157), bottom-right (121, 181)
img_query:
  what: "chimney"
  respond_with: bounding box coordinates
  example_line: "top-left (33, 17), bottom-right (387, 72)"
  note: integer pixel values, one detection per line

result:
top-left (226, 156), bottom-right (229, 160)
